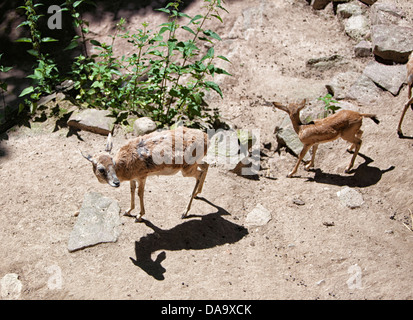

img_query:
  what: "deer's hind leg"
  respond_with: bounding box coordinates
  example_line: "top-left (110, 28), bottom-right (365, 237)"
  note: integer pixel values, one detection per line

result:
top-left (347, 129), bottom-right (363, 153)
top-left (342, 126), bottom-right (362, 173)
top-left (181, 163), bottom-right (208, 218)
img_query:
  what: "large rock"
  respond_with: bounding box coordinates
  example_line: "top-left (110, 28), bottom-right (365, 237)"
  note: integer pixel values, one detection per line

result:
top-left (344, 15), bottom-right (370, 41)
top-left (337, 2), bottom-right (363, 19)
top-left (371, 24), bottom-right (413, 63)
top-left (205, 129), bottom-right (254, 172)
top-left (370, 2), bottom-right (407, 26)
top-left (68, 192), bottom-right (121, 252)
top-left (363, 61), bottom-right (406, 96)
top-left (346, 74), bottom-right (382, 105)
top-left (310, 0), bottom-right (331, 10)
top-left (133, 117), bottom-right (157, 136)
top-left (358, 0), bottom-right (377, 5)
top-left (326, 71), bottom-right (360, 99)
top-left (276, 126), bottom-right (310, 162)
top-left (67, 109), bottom-right (115, 135)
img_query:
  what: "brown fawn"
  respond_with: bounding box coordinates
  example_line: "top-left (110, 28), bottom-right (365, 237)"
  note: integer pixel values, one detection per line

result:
top-left (81, 127), bottom-right (209, 222)
top-left (273, 99), bottom-right (379, 177)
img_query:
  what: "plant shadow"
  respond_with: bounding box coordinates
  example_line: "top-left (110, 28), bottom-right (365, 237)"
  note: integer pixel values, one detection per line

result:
top-left (130, 198), bottom-right (248, 280)
top-left (306, 152), bottom-right (395, 188)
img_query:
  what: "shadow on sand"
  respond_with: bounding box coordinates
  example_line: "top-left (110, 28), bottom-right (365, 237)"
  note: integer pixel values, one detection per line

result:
top-left (306, 153), bottom-right (395, 188)
top-left (130, 198), bottom-right (248, 280)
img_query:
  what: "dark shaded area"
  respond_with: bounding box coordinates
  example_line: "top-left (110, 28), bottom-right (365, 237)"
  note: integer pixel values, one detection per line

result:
top-left (306, 152), bottom-right (395, 188)
top-left (0, 0), bottom-right (197, 132)
top-left (130, 198), bottom-right (248, 280)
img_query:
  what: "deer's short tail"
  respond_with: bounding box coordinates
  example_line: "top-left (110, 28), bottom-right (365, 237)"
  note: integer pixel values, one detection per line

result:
top-left (362, 114), bottom-right (380, 124)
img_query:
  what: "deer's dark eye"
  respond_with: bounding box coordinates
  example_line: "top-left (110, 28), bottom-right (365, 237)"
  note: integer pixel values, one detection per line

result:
top-left (97, 167), bottom-right (106, 174)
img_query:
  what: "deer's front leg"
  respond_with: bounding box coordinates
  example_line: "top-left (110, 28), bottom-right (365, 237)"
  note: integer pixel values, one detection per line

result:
top-left (124, 180), bottom-right (136, 217)
top-left (305, 144), bottom-right (318, 171)
top-left (288, 144), bottom-right (311, 178)
top-left (135, 178), bottom-right (146, 222)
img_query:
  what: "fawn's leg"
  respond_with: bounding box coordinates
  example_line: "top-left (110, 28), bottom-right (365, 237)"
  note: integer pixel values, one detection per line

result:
top-left (135, 178), bottom-right (146, 222)
top-left (288, 144), bottom-right (311, 178)
top-left (397, 98), bottom-right (412, 137)
top-left (195, 163), bottom-right (209, 196)
top-left (305, 144), bottom-right (318, 171)
top-left (345, 138), bottom-right (361, 173)
top-left (124, 180), bottom-right (136, 217)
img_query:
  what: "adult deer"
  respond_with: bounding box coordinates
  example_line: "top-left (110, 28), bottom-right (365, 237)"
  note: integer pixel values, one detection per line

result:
top-left (81, 127), bottom-right (209, 222)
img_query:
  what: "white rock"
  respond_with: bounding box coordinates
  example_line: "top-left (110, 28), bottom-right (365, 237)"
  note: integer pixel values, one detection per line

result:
top-left (337, 187), bottom-right (364, 209)
top-left (1, 273), bottom-right (22, 300)
top-left (245, 204), bottom-right (272, 226)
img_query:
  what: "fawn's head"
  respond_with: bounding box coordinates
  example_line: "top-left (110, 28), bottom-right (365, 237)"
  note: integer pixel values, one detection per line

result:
top-left (81, 133), bottom-right (120, 188)
top-left (272, 99), bottom-right (307, 117)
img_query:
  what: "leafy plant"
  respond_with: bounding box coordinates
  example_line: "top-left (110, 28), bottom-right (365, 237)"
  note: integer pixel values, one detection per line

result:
top-left (318, 93), bottom-right (340, 115)
top-left (68, 0), bottom-right (231, 128)
top-left (15, 0), bottom-right (231, 129)
top-left (16, 0), bottom-right (60, 112)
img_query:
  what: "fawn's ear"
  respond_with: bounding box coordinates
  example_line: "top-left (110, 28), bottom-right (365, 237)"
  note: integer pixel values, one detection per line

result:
top-left (272, 102), bottom-right (289, 113)
top-left (105, 133), bottom-right (113, 153)
top-left (297, 99), bottom-right (307, 111)
top-left (80, 150), bottom-right (96, 164)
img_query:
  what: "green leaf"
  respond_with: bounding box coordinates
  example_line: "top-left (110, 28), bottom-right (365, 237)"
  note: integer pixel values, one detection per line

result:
top-left (204, 81), bottom-right (223, 98)
top-left (156, 8), bottom-right (170, 14)
top-left (90, 39), bottom-right (102, 47)
top-left (16, 38), bottom-right (32, 43)
top-left (217, 55), bottom-right (230, 62)
top-left (73, 0), bottom-right (83, 8)
top-left (19, 86), bottom-right (35, 97)
top-left (64, 39), bottom-right (79, 51)
top-left (189, 14), bottom-right (203, 24)
top-left (211, 14), bottom-right (223, 23)
top-left (41, 37), bottom-right (58, 43)
top-left (181, 26), bottom-right (195, 35)
top-left (203, 29), bottom-right (222, 41)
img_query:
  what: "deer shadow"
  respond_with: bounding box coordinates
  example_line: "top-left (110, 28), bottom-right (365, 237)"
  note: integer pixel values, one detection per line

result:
top-left (306, 153), bottom-right (395, 188)
top-left (130, 198), bottom-right (248, 280)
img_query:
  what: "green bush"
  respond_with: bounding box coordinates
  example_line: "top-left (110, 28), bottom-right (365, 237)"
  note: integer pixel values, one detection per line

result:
top-left (15, 0), bottom-right (231, 129)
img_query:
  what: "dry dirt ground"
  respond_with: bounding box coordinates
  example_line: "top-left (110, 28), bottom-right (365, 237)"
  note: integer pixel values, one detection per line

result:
top-left (1, 0), bottom-right (413, 300)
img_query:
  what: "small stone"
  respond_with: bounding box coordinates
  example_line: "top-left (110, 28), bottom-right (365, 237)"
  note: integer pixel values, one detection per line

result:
top-left (293, 198), bottom-right (305, 206)
top-left (245, 204), bottom-right (272, 226)
top-left (337, 187), bottom-right (364, 209)
top-left (316, 279), bottom-right (326, 286)
top-left (0, 273), bottom-right (22, 300)
top-left (354, 41), bottom-right (372, 58)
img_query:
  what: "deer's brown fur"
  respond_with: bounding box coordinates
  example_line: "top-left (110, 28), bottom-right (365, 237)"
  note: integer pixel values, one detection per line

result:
top-left (273, 99), bottom-right (379, 177)
top-left (82, 127), bottom-right (209, 221)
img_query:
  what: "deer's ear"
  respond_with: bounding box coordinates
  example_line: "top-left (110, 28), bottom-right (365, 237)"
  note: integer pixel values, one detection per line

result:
top-left (80, 150), bottom-right (96, 164)
top-left (105, 133), bottom-right (113, 153)
top-left (272, 102), bottom-right (288, 113)
top-left (297, 99), bottom-right (307, 111)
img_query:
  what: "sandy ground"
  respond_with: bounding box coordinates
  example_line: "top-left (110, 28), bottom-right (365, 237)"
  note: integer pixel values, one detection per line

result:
top-left (0, 0), bottom-right (413, 299)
